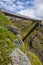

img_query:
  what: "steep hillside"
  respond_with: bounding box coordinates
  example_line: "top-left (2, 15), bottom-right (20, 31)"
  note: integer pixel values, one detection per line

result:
top-left (0, 11), bottom-right (18, 65)
top-left (12, 18), bottom-right (43, 64)
top-left (0, 11), bottom-right (42, 65)
top-left (0, 27), bottom-right (17, 65)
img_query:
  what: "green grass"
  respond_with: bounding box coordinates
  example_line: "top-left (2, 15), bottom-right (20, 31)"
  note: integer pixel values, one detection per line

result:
top-left (12, 20), bottom-right (32, 30)
top-left (27, 51), bottom-right (42, 65)
top-left (0, 27), bottom-right (17, 40)
top-left (11, 20), bottom-right (35, 38)
top-left (0, 11), bottom-right (17, 65)
top-left (0, 11), bottom-right (11, 26)
top-left (21, 22), bottom-right (36, 38)
top-left (0, 27), bottom-right (17, 65)
top-left (21, 43), bottom-right (42, 65)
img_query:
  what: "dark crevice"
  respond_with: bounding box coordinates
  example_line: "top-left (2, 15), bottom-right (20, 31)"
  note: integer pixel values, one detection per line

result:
top-left (22, 23), bottom-right (39, 41)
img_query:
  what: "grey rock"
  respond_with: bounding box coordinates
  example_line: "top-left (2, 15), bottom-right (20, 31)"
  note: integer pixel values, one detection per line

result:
top-left (6, 25), bottom-right (20, 34)
top-left (10, 48), bottom-right (31, 65)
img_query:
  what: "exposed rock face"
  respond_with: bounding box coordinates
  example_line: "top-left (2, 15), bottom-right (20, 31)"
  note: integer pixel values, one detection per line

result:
top-left (6, 25), bottom-right (20, 34)
top-left (6, 25), bottom-right (24, 44)
top-left (10, 48), bottom-right (31, 65)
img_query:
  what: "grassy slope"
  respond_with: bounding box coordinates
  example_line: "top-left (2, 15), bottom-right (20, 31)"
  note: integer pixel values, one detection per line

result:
top-left (0, 11), bottom-right (17, 65)
top-left (12, 20), bottom-right (32, 30)
top-left (12, 19), bottom-right (43, 65)
top-left (11, 20), bottom-right (35, 38)
top-left (0, 27), bottom-right (17, 65)
top-left (27, 51), bottom-right (42, 65)
top-left (21, 44), bottom-right (42, 65)
top-left (0, 11), bottom-right (42, 65)
top-left (0, 11), bottom-right (11, 26)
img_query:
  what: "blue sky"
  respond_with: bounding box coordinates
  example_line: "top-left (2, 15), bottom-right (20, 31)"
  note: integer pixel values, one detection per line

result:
top-left (0, 0), bottom-right (43, 20)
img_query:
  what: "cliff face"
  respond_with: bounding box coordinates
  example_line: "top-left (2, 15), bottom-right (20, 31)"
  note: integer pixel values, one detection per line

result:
top-left (0, 11), bottom-right (42, 65)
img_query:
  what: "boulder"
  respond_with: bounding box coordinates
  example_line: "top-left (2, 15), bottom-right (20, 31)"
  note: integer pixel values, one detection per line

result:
top-left (10, 48), bottom-right (31, 65)
top-left (6, 25), bottom-right (20, 34)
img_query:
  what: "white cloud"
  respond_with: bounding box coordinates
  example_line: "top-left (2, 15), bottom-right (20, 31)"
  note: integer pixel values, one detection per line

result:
top-left (12, 4), bottom-right (17, 8)
top-left (17, 0), bottom-right (43, 19)
top-left (0, 1), bottom-right (4, 5)
top-left (18, 0), bottom-right (43, 19)
top-left (33, 0), bottom-right (43, 19)
top-left (1, 0), bottom-right (12, 2)
top-left (0, 0), bottom-right (43, 20)
top-left (17, 1), bottom-right (24, 5)
top-left (17, 5), bottom-right (24, 10)
top-left (18, 8), bottom-right (35, 18)
top-left (6, 6), bottom-right (15, 11)
top-left (35, 4), bottom-right (43, 19)
top-left (0, 0), bottom-right (16, 11)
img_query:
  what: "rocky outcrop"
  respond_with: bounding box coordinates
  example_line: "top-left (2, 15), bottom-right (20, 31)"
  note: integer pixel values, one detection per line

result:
top-left (6, 25), bottom-right (23, 44)
top-left (10, 48), bottom-right (31, 65)
top-left (6, 25), bottom-right (20, 34)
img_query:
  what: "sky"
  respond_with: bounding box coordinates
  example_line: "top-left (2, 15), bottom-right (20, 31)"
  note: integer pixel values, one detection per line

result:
top-left (0, 0), bottom-right (43, 20)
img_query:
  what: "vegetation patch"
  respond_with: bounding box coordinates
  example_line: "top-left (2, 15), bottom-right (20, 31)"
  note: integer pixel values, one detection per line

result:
top-left (0, 27), bottom-right (17, 65)
top-left (27, 51), bottom-right (42, 65)
top-left (0, 11), bottom-right (11, 26)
